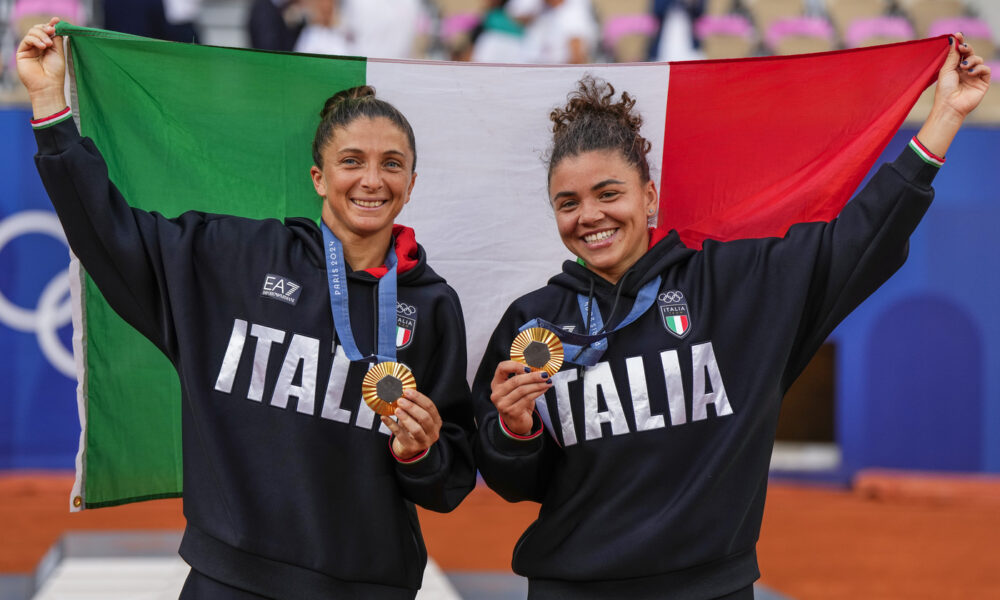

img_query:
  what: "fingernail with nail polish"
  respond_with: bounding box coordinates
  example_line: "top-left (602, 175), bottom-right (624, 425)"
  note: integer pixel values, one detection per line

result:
top-left (540, 372), bottom-right (549, 379)
top-left (524, 367), bottom-right (531, 373)
top-left (546, 379), bottom-right (553, 385)
top-left (962, 60), bottom-right (968, 65)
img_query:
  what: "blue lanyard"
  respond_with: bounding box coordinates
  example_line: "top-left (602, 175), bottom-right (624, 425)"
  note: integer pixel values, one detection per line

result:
top-left (322, 223), bottom-right (398, 363)
top-left (519, 276), bottom-right (662, 367)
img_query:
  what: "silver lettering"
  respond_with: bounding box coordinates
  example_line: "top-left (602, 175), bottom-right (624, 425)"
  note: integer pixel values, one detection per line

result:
top-left (270, 334), bottom-right (319, 414)
top-left (627, 356), bottom-right (664, 431)
top-left (550, 369), bottom-right (578, 446)
top-left (660, 349), bottom-right (687, 425)
top-left (320, 344), bottom-right (352, 423)
top-left (214, 319), bottom-right (247, 394)
top-left (691, 341), bottom-right (732, 420)
top-left (247, 324), bottom-right (286, 402)
top-left (583, 362), bottom-right (629, 440)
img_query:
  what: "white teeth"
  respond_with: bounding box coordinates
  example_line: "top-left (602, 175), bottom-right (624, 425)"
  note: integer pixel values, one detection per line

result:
top-left (584, 229), bottom-right (616, 243)
top-left (353, 199), bottom-right (385, 208)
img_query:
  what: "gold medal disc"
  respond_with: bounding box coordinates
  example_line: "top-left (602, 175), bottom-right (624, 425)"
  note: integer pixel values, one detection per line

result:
top-left (510, 327), bottom-right (564, 376)
top-left (362, 361), bottom-right (417, 417)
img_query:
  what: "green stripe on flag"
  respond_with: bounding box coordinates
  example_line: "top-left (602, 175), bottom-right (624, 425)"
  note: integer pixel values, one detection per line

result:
top-left (59, 23), bottom-right (366, 507)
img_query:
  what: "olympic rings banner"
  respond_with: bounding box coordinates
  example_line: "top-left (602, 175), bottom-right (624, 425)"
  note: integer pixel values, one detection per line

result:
top-left (0, 108), bottom-right (79, 469)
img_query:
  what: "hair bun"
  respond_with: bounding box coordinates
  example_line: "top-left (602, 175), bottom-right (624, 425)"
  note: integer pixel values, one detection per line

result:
top-left (550, 75), bottom-right (643, 138)
top-left (321, 85), bottom-right (378, 119)
top-left (546, 75), bottom-right (652, 183)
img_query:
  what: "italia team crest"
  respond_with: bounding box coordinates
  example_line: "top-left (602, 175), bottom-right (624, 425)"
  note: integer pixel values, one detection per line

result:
top-left (396, 302), bottom-right (417, 349)
top-left (658, 290), bottom-right (691, 339)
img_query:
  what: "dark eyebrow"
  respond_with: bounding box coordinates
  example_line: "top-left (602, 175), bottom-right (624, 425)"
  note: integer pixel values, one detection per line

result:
top-left (592, 179), bottom-right (625, 190)
top-left (336, 148), bottom-right (407, 157)
top-left (552, 178), bottom-right (626, 202)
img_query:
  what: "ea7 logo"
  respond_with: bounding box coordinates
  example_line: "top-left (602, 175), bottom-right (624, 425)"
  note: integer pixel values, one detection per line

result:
top-left (261, 273), bottom-right (302, 306)
top-left (658, 290), bottom-right (691, 339)
top-left (396, 302), bottom-right (417, 349)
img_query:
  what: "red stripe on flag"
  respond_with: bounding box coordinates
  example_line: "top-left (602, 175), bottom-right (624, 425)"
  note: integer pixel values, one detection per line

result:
top-left (679, 315), bottom-right (688, 330)
top-left (657, 37), bottom-right (949, 249)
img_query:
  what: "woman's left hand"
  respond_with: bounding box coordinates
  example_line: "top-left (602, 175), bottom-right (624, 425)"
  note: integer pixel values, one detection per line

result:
top-left (917, 32), bottom-right (991, 157)
top-left (934, 32), bottom-right (991, 121)
top-left (381, 389), bottom-right (442, 460)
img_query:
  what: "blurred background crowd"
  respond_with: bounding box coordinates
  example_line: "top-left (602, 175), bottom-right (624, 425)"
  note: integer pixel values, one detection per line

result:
top-left (0, 1), bottom-right (998, 104)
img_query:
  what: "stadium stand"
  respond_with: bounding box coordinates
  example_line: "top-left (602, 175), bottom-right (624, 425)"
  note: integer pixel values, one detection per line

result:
top-left (744, 0), bottom-right (805, 37)
top-left (765, 15), bottom-right (835, 55)
top-left (694, 13), bottom-right (756, 59)
top-left (898, 0), bottom-right (965, 38)
top-left (929, 16), bottom-right (995, 60)
top-left (824, 0), bottom-right (889, 44)
top-left (843, 16), bottom-right (915, 48)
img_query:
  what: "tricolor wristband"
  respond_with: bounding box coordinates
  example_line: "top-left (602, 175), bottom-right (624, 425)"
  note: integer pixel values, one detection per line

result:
top-left (499, 411), bottom-right (544, 441)
top-left (388, 436), bottom-right (429, 464)
top-left (30, 107), bottom-right (72, 130)
top-left (909, 136), bottom-right (945, 168)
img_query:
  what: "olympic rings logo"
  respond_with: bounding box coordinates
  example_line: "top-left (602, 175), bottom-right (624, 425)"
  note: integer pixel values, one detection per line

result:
top-left (659, 291), bottom-right (684, 303)
top-left (397, 302), bottom-right (417, 316)
top-left (0, 211), bottom-right (75, 378)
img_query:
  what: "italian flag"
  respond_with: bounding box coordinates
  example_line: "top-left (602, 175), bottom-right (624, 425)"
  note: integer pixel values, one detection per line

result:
top-left (54, 23), bottom-right (948, 509)
top-left (666, 315), bottom-right (689, 336)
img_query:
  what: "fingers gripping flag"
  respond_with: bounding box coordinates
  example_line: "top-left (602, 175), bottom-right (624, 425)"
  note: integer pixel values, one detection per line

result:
top-left (55, 23), bottom-right (947, 509)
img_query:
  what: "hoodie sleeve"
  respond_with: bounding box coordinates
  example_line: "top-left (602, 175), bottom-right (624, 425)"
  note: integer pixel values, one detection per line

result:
top-left (33, 118), bottom-right (199, 360)
top-left (706, 142), bottom-right (938, 387)
top-left (784, 142), bottom-right (937, 381)
top-left (473, 305), bottom-right (559, 503)
top-left (391, 286), bottom-right (477, 512)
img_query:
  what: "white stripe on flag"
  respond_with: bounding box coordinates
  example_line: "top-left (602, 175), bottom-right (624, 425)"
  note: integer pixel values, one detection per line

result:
top-left (368, 60), bottom-right (669, 381)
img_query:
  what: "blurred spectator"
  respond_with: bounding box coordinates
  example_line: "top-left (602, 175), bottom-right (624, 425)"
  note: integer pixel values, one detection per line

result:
top-left (341, 0), bottom-right (423, 59)
top-left (471, 0), bottom-right (525, 63)
top-left (294, 0), bottom-right (350, 55)
top-left (104, 0), bottom-right (199, 42)
top-left (651, 0), bottom-right (704, 61)
top-left (510, 0), bottom-right (597, 64)
top-left (249, 0), bottom-right (307, 51)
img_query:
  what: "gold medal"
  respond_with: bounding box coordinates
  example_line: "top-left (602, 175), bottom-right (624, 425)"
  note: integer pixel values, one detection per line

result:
top-left (362, 361), bottom-right (416, 417)
top-left (510, 327), bottom-right (564, 376)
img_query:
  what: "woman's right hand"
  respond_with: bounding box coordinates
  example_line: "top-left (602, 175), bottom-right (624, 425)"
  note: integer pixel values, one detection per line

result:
top-left (16, 17), bottom-right (68, 117)
top-left (490, 360), bottom-right (553, 436)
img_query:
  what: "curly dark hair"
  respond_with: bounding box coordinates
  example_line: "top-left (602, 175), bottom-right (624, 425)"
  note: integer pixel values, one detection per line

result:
top-left (311, 85), bottom-right (417, 171)
top-left (548, 75), bottom-right (652, 184)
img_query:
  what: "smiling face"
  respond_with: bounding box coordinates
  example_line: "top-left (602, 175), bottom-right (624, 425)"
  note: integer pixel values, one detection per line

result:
top-left (549, 149), bottom-right (657, 283)
top-left (310, 116), bottom-right (416, 244)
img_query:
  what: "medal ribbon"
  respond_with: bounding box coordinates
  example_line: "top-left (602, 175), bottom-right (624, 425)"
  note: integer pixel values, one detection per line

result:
top-left (519, 276), bottom-right (662, 367)
top-left (322, 223), bottom-right (398, 363)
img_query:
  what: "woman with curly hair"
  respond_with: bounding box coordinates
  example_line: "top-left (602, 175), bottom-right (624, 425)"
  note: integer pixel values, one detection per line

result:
top-left (474, 36), bottom-right (990, 599)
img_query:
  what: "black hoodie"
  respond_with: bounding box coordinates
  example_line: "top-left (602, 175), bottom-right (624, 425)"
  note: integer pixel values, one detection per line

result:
top-left (34, 119), bottom-right (475, 599)
top-left (474, 145), bottom-right (938, 599)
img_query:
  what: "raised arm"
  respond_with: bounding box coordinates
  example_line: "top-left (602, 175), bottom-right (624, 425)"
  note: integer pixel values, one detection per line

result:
top-left (17, 17), bottom-right (67, 118)
top-left (17, 17), bottom-right (193, 357)
top-left (915, 32), bottom-right (991, 158)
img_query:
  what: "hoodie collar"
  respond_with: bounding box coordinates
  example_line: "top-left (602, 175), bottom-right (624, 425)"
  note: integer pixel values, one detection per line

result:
top-left (362, 224), bottom-right (420, 278)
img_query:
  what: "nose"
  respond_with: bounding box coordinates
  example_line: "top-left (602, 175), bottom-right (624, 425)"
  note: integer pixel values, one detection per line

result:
top-left (578, 198), bottom-right (604, 225)
top-left (360, 163), bottom-right (383, 191)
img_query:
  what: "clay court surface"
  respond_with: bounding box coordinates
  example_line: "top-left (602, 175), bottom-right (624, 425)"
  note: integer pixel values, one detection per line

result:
top-left (2, 472), bottom-right (999, 599)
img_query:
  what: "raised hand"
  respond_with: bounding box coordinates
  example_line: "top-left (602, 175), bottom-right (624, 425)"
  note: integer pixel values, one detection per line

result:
top-left (16, 17), bottom-right (68, 118)
top-left (918, 32), bottom-right (992, 158)
top-left (935, 32), bottom-right (991, 120)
